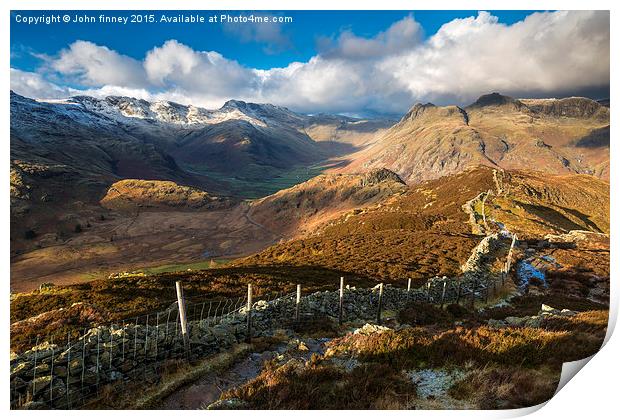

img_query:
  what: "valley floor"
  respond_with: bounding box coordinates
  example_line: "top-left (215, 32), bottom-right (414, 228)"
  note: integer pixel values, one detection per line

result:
top-left (10, 202), bottom-right (278, 293)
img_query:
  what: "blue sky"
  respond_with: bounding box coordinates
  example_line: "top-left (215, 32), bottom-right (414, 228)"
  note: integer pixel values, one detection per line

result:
top-left (11, 10), bottom-right (537, 72)
top-left (9, 10), bottom-right (610, 115)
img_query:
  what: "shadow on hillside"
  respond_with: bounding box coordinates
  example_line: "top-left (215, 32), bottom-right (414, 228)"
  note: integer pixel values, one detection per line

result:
top-left (574, 125), bottom-right (609, 148)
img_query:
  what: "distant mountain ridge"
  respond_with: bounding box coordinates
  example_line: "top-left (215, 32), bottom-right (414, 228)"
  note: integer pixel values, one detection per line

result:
top-left (9, 91), bottom-right (393, 252)
top-left (344, 93), bottom-right (610, 184)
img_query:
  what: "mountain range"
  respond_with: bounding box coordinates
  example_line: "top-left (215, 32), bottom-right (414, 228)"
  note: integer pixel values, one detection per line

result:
top-left (343, 93), bottom-right (609, 183)
top-left (9, 90), bottom-right (610, 290)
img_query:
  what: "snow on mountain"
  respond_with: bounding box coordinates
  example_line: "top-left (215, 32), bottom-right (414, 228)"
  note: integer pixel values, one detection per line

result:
top-left (31, 94), bottom-right (309, 128)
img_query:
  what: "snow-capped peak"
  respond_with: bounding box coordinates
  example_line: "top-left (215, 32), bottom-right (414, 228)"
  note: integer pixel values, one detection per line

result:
top-left (34, 94), bottom-right (276, 128)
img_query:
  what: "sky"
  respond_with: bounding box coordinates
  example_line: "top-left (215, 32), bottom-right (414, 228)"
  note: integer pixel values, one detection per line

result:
top-left (10, 10), bottom-right (610, 117)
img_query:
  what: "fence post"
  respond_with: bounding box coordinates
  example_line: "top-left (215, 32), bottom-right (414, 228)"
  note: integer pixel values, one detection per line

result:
top-left (456, 279), bottom-right (462, 305)
top-left (295, 284), bottom-right (301, 323)
top-left (440, 281), bottom-right (447, 308)
top-left (246, 284), bottom-right (253, 343)
top-left (121, 324), bottom-right (126, 363)
top-left (49, 335), bottom-right (55, 406)
top-left (133, 318), bottom-right (139, 362)
top-left (81, 329), bottom-right (86, 389)
top-left (470, 278), bottom-right (477, 308)
top-left (32, 336), bottom-right (39, 396)
top-left (407, 278), bottom-right (412, 302)
top-left (109, 328), bottom-right (114, 371)
top-left (339, 277), bottom-right (344, 325)
top-left (206, 302), bottom-right (212, 326)
top-left (165, 310), bottom-right (171, 343)
top-left (200, 302), bottom-right (206, 322)
top-left (155, 312), bottom-right (160, 361)
top-left (376, 283), bottom-right (384, 324)
top-left (66, 333), bottom-right (71, 408)
top-left (426, 281), bottom-right (431, 303)
top-left (504, 233), bottom-right (517, 284)
top-left (175, 281), bottom-right (189, 354)
top-left (95, 329), bottom-right (100, 394)
top-left (144, 314), bottom-right (150, 361)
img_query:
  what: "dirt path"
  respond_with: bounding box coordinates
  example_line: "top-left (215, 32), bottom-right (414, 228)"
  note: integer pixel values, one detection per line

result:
top-left (157, 339), bottom-right (327, 409)
top-left (243, 203), bottom-right (278, 237)
top-left (157, 350), bottom-right (276, 409)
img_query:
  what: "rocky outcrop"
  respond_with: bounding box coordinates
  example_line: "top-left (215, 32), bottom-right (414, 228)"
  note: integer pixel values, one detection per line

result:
top-left (467, 93), bottom-right (528, 112)
top-left (521, 97), bottom-right (609, 121)
top-left (359, 168), bottom-right (405, 187)
top-left (100, 179), bottom-right (230, 211)
top-left (487, 304), bottom-right (577, 329)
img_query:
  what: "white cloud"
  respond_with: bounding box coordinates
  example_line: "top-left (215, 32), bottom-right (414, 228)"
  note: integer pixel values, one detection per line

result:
top-left (10, 68), bottom-right (72, 99)
top-left (319, 15), bottom-right (423, 60)
top-left (10, 11), bottom-right (610, 115)
top-left (144, 40), bottom-right (255, 99)
top-left (42, 40), bottom-right (147, 88)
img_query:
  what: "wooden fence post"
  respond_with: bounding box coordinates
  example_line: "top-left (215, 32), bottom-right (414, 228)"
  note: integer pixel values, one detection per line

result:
top-left (81, 329), bottom-right (87, 388)
top-left (109, 328), bottom-right (114, 370)
top-left (49, 335), bottom-right (55, 406)
top-left (504, 234), bottom-right (518, 284)
top-left (66, 333), bottom-right (71, 408)
top-left (32, 336), bottom-right (39, 396)
top-left (133, 319), bottom-right (138, 362)
top-left (426, 281), bottom-right (432, 303)
top-left (407, 278), bottom-right (412, 301)
top-left (155, 312), bottom-right (160, 361)
top-left (376, 283), bottom-right (384, 324)
top-left (470, 279), bottom-right (477, 308)
top-left (339, 277), bottom-right (344, 325)
top-left (95, 329), bottom-right (100, 393)
top-left (175, 281), bottom-right (189, 354)
top-left (456, 279), bottom-right (462, 305)
top-left (246, 284), bottom-right (253, 343)
top-left (144, 314), bottom-right (149, 363)
top-left (440, 281), bottom-right (447, 308)
top-left (295, 284), bottom-right (301, 323)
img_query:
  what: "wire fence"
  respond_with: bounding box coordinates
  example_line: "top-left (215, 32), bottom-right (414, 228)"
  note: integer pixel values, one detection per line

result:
top-left (10, 264), bottom-right (513, 410)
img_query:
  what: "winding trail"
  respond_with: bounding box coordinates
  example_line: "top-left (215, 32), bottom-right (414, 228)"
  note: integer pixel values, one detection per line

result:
top-left (157, 339), bottom-right (326, 409)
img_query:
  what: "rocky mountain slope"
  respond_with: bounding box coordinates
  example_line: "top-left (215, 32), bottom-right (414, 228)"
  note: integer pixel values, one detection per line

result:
top-left (249, 168), bottom-right (407, 238)
top-left (345, 93), bottom-right (610, 183)
top-left (238, 166), bottom-right (609, 285)
top-left (10, 91), bottom-right (390, 254)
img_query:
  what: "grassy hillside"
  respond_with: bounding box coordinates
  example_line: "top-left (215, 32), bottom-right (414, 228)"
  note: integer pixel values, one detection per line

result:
top-left (10, 167), bottom-right (609, 352)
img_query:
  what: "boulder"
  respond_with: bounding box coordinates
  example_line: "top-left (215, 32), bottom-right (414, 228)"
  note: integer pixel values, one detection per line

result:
top-left (505, 316), bottom-right (527, 327)
top-left (27, 375), bottom-right (52, 397)
top-left (11, 361), bottom-right (33, 378)
top-left (68, 358), bottom-right (83, 372)
top-left (53, 365), bottom-right (67, 377)
top-left (354, 323), bottom-right (392, 335)
top-left (487, 319), bottom-right (508, 328)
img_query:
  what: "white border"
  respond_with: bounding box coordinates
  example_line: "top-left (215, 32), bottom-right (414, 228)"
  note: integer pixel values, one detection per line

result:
top-left (3, 1), bottom-right (618, 419)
